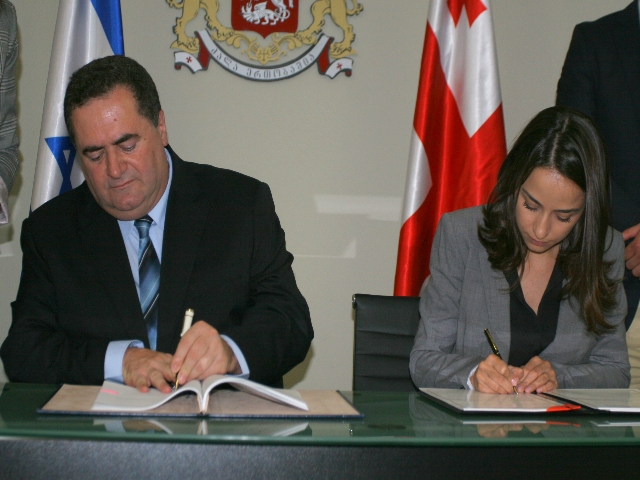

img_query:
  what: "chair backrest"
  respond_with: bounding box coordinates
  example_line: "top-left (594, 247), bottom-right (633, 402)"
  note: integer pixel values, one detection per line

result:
top-left (352, 294), bottom-right (420, 392)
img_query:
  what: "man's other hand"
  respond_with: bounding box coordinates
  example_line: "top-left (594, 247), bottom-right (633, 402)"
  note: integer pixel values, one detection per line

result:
top-left (122, 348), bottom-right (174, 393)
top-left (171, 320), bottom-right (240, 385)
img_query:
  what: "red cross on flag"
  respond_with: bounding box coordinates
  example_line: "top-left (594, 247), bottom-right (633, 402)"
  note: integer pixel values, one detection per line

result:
top-left (394, 0), bottom-right (507, 296)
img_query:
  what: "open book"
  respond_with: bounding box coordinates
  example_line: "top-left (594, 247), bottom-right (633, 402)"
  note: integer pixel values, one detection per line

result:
top-left (39, 378), bottom-right (363, 419)
top-left (92, 375), bottom-right (308, 413)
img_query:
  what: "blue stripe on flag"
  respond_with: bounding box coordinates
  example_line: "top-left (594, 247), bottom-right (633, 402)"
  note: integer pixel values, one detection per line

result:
top-left (90, 0), bottom-right (124, 55)
top-left (45, 137), bottom-right (77, 196)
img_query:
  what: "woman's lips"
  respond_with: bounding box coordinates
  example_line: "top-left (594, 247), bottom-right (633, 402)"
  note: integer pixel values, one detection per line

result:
top-left (527, 235), bottom-right (546, 247)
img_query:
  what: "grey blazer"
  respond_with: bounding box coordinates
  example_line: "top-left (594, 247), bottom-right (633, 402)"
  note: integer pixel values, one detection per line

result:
top-left (410, 206), bottom-right (630, 389)
top-left (0, 0), bottom-right (17, 225)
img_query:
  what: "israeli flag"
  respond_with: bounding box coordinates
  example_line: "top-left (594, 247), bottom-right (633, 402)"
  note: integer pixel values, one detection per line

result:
top-left (31, 0), bottom-right (123, 211)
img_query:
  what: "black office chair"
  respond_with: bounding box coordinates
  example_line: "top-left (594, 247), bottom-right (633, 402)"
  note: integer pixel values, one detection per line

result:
top-left (352, 294), bottom-right (421, 392)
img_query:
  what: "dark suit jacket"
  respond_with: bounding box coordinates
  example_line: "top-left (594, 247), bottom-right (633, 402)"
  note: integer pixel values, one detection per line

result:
top-left (557, 1), bottom-right (640, 327)
top-left (1, 147), bottom-right (313, 387)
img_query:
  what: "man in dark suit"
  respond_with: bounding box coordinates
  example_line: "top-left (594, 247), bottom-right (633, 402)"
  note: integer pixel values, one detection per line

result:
top-left (0, 56), bottom-right (313, 391)
top-left (556, 1), bottom-right (640, 330)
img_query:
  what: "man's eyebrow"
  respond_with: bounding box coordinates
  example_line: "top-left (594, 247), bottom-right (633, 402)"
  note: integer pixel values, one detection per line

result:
top-left (82, 145), bottom-right (103, 155)
top-left (81, 134), bottom-right (139, 156)
top-left (521, 187), bottom-right (582, 214)
top-left (113, 133), bottom-right (138, 145)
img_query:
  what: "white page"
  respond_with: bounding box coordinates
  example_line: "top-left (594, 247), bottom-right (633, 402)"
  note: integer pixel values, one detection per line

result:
top-left (421, 388), bottom-right (565, 412)
top-left (201, 375), bottom-right (308, 411)
top-left (91, 380), bottom-right (202, 412)
top-left (550, 389), bottom-right (640, 413)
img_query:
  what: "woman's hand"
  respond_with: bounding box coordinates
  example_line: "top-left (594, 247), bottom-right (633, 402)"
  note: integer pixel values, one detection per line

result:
top-left (516, 356), bottom-right (558, 393)
top-left (471, 354), bottom-right (522, 394)
top-left (476, 422), bottom-right (549, 438)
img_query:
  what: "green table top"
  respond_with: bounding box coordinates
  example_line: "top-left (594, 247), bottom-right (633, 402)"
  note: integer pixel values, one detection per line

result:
top-left (2, 383), bottom-right (640, 447)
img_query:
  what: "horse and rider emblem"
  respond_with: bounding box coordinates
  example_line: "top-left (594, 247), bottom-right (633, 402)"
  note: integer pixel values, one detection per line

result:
top-left (166, 0), bottom-right (364, 81)
top-left (233, 0), bottom-right (299, 38)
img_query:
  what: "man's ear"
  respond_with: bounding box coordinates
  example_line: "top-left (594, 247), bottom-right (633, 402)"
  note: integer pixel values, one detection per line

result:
top-left (157, 110), bottom-right (168, 146)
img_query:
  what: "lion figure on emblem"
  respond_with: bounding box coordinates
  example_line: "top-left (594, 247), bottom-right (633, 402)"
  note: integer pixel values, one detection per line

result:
top-left (167, 0), bottom-right (363, 58)
top-left (296, 0), bottom-right (363, 58)
top-left (167, 0), bottom-right (234, 51)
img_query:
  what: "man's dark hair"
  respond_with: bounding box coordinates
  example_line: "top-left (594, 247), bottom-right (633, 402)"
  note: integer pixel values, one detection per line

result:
top-left (63, 55), bottom-right (161, 144)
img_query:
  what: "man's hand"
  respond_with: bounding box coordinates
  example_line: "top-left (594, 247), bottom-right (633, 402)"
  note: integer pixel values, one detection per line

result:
top-left (470, 354), bottom-right (522, 394)
top-left (516, 356), bottom-right (558, 394)
top-left (623, 223), bottom-right (640, 276)
top-left (171, 320), bottom-right (241, 386)
top-left (122, 348), bottom-right (174, 393)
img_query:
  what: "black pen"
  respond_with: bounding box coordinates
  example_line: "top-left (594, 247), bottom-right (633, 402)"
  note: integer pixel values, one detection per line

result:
top-left (483, 328), bottom-right (518, 394)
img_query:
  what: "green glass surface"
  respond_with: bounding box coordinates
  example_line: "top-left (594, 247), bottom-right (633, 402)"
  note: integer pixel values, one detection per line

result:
top-left (2, 383), bottom-right (640, 447)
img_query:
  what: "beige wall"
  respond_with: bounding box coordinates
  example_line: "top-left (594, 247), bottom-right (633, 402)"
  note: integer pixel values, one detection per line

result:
top-left (0, 0), bottom-right (630, 388)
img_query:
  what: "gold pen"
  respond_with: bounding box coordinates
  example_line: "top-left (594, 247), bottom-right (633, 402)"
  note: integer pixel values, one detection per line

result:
top-left (174, 308), bottom-right (194, 390)
top-left (483, 328), bottom-right (518, 395)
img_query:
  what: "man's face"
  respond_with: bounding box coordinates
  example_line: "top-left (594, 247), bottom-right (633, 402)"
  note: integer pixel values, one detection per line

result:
top-left (71, 86), bottom-right (169, 221)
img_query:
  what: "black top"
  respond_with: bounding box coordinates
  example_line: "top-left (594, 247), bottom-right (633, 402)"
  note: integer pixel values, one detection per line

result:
top-left (505, 263), bottom-right (564, 367)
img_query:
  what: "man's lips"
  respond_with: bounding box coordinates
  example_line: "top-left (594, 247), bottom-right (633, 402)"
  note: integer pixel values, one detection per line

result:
top-left (110, 179), bottom-right (134, 190)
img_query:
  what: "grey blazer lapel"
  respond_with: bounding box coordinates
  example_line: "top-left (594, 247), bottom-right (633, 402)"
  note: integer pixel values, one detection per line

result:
top-left (479, 252), bottom-right (511, 362)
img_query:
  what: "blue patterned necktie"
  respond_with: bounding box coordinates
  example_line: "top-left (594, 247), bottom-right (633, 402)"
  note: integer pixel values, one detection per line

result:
top-left (134, 215), bottom-right (160, 350)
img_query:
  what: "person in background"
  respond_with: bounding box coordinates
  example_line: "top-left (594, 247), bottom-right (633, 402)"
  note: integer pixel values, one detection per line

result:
top-left (556, 1), bottom-right (640, 388)
top-left (0, 0), bottom-right (18, 225)
top-left (410, 106), bottom-right (629, 394)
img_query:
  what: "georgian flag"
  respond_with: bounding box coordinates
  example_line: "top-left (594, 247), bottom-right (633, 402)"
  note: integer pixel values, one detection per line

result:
top-left (394, 0), bottom-right (507, 296)
top-left (31, 0), bottom-right (123, 211)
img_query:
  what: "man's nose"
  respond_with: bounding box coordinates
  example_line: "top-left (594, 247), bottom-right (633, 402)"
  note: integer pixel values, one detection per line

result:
top-left (105, 153), bottom-right (126, 179)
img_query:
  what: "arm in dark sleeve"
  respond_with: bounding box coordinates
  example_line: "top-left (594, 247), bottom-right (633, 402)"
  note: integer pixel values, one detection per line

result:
top-left (556, 24), bottom-right (597, 118)
top-left (0, 218), bottom-right (110, 384)
top-left (222, 183), bottom-right (312, 386)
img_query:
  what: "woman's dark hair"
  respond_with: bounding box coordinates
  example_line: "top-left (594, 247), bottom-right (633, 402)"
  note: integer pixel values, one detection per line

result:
top-left (478, 106), bottom-right (616, 333)
top-left (63, 55), bottom-right (161, 144)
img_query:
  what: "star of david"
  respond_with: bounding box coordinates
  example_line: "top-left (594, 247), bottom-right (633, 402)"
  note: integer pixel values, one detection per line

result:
top-left (447, 0), bottom-right (487, 26)
top-left (45, 136), bottom-right (77, 195)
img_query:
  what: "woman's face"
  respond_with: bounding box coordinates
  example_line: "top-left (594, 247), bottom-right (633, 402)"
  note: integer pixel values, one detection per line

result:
top-left (515, 167), bottom-right (586, 258)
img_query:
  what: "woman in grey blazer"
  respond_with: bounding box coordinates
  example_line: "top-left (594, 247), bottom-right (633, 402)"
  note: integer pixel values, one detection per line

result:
top-left (410, 107), bottom-right (630, 394)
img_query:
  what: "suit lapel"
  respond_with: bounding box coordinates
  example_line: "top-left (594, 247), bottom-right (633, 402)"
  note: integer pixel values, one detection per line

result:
top-left (157, 149), bottom-right (210, 351)
top-left (613, 2), bottom-right (640, 126)
top-left (75, 185), bottom-right (147, 342)
top-left (479, 252), bottom-right (511, 362)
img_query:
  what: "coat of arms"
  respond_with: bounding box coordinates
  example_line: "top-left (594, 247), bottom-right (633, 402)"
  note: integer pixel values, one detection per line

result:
top-left (167, 0), bottom-right (363, 80)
